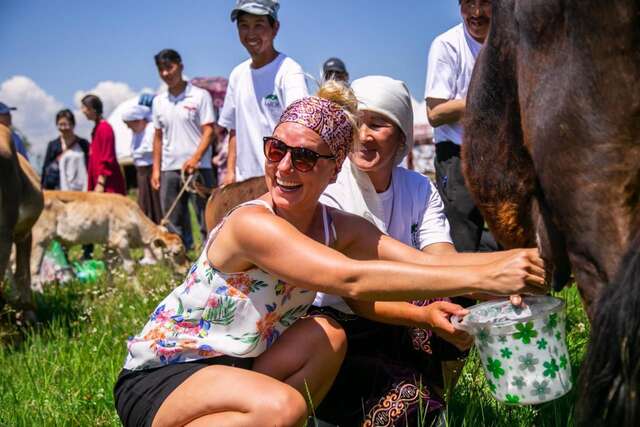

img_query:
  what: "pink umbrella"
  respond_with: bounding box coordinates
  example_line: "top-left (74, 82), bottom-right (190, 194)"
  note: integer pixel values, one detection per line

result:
top-left (190, 76), bottom-right (228, 109)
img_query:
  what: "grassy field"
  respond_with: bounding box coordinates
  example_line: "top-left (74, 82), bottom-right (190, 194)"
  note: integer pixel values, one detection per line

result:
top-left (0, 251), bottom-right (590, 427)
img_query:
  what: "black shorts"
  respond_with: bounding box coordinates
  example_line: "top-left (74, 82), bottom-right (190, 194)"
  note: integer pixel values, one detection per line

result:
top-left (114, 356), bottom-right (254, 427)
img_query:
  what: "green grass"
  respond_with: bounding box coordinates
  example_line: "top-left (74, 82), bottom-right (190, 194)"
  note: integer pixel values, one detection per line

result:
top-left (0, 256), bottom-right (590, 426)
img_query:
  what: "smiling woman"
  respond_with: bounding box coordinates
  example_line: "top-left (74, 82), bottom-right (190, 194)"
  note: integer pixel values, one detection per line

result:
top-left (113, 80), bottom-right (547, 427)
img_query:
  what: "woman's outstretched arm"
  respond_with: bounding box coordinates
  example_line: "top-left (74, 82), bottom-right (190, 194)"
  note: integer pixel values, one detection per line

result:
top-left (209, 205), bottom-right (546, 301)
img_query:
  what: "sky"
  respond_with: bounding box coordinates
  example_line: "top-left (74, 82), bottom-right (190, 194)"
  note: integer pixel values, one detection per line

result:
top-left (0, 0), bottom-right (462, 162)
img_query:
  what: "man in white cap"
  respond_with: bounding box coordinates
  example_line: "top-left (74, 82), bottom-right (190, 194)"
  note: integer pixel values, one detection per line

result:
top-left (0, 102), bottom-right (29, 160)
top-left (218, 0), bottom-right (308, 184)
top-left (424, 0), bottom-right (493, 253)
top-left (122, 104), bottom-right (162, 226)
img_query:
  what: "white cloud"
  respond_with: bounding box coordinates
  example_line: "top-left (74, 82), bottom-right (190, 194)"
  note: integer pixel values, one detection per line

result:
top-left (0, 76), bottom-right (63, 155)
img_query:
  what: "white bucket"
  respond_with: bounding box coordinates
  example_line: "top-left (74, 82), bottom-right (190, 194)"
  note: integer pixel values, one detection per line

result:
top-left (452, 296), bottom-right (572, 405)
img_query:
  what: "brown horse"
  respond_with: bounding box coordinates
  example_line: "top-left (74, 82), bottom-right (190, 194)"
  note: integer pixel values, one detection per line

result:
top-left (462, 0), bottom-right (640, 424)
top-left (204, 176), bottom-right (267, 232)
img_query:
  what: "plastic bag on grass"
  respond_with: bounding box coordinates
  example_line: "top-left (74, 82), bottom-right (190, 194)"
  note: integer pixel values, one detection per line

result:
top-left (73, 260), bottom-right (106, 284)
top-left (38, 240), bottom-right (74, 284)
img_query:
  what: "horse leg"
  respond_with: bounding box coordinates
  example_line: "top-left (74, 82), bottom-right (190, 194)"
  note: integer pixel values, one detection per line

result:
top-left (13, 233), bottom-right (36, 322)
top-left (462, 5), bottom-right (540, 249)
top-left (0, 234), bottom-right (12, 308)
top-left (579, 231), bottom-right (640, 425)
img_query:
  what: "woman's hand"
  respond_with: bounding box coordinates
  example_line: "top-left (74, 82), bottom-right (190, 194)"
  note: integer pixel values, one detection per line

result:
top-left (481, 248), bottom-right (547, 296)
top-left (421, 301), bottom-right (473, 351)
top-left (95, 175), bottom-right (105, 193)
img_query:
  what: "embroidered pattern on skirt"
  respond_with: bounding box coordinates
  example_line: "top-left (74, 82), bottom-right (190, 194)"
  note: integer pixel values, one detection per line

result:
top-left (363, 380), bottom-right (442, 427)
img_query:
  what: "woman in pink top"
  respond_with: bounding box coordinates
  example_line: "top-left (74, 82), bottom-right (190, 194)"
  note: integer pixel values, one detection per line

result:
top-left (81, 94), bottom-right (126, 194)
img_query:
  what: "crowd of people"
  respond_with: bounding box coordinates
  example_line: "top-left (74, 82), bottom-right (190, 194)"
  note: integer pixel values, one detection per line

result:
top-left (1, 0), bottom-right (541, 426)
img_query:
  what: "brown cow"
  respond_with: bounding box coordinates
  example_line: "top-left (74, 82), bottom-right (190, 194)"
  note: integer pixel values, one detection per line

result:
top-left (31, 191), bottom-right (190, 278)
top-left (0, 124), bottom-right (44, 322)
top-left (463, 1), bottom-right (639, 425)
top-left (204, 176), bottom-right (267, 232)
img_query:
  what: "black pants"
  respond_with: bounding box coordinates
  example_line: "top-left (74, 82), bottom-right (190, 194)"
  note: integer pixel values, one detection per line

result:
top-left (434, 141), bottom-right (487, 253)
top-left (159, 169), bottom-right (214, 250)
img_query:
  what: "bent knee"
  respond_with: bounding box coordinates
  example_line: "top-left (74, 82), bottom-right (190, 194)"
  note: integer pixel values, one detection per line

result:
top-left (255, 384), bottom-right (307, 426)
top-left (313, 316), bottom-right (347, 357)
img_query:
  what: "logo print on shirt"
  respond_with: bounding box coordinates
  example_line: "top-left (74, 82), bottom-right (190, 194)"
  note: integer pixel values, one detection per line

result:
top-left (264, 94), bottom-right (280, 109)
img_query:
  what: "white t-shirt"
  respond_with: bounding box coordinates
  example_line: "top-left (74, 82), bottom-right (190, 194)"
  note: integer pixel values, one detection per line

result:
top-left (59, 144), bottom-right (88, 191)
top-left (218, 53), bottom-right (308, 181)
top-left (131, 121), bottom-right (155, 167)
top-left (314, 163), bottom-right (453, 313)
top-left (152, 83), bottom-right (215, 171)
top-left (424, 23), bottom-right (482, 145)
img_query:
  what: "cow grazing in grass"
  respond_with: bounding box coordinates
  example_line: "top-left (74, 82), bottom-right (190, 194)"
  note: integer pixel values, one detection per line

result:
top-left (0, 124), bottom-right (44, 321)
top-left (204, 176), bottom-right (267, 232)
top-left (31, 191), bottom-right (190, 278)
top-left (462, 0), bottom-right (639, 424)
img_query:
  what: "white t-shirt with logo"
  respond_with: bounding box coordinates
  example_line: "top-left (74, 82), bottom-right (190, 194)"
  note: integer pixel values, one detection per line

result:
top-left (152, 83), bottom-right (215, 171)
top-left (218, 53), bottom-right (308, 181)
top-left (424, 23), bottom-right (482, 145)
top-left (131, 121), bottom-right (155, 167)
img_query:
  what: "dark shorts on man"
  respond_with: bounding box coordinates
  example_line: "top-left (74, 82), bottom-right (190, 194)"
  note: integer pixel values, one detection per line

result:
top-left (114, 356), bottom-right (253, 427)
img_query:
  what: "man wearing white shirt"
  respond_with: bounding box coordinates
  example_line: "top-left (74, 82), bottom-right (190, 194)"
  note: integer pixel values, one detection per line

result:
top-left (219, 0), bottom-right (308, 184)
top-left (150, 49), bottom-right (215, 250)
top-left (425, 0), bottom-right (491, 252)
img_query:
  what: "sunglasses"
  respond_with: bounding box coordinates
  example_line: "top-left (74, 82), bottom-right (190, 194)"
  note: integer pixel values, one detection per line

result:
top-left (263, 136), bottom-right (335, 172)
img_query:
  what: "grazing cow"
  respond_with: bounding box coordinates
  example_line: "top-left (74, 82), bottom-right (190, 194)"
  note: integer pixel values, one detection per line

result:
top-left (31, 191), bottom-right (190, 278)
top-left (204, 176), bottom-right (267, 232)
top-left (462, 0), bottom-right (640, 425)
top-left (0, 124), bottom-right (44, 321)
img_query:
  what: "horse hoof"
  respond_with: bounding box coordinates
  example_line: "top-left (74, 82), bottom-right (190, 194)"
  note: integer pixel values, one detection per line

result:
top-left (15, 309), bottom-right (37, 326)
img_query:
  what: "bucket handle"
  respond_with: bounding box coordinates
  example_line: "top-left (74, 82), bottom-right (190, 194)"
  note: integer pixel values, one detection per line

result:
top-left (451, 314), bottom-right (474, 334)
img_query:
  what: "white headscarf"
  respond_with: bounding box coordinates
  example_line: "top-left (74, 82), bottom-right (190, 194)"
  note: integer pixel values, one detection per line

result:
top-left (351, 75), bottom-right (414, 166)
top-left (324, 75), bottom-right (415, 235)
top-left (121, 104), bottom-right (151, 122)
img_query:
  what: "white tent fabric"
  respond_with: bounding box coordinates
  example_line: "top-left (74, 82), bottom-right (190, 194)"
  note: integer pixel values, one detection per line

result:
top-left (411, 96), bottom-right (433, 141)
top-left (107, 97), bottom-right (139, 164)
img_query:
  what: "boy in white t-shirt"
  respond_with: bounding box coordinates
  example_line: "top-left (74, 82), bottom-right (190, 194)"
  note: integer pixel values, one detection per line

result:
top-left (150, 49), bottom-right (216, 250)
top-left (424, 0), bottom-right (493, 253)
top-left (218, 0), bottom-right (308, 184)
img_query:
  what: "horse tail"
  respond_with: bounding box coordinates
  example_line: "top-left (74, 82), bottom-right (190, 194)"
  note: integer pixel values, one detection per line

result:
top-left (578, 232), bottom-right (640, 425)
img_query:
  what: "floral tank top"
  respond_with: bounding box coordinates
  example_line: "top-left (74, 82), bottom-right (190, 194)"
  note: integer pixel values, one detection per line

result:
top-left (124, 200), bottom-right (334, 370)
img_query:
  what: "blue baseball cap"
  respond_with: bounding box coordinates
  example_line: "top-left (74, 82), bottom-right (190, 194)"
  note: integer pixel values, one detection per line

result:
top-left (231, 0), bottom-right (279, 22)
top-left (0, 102), bottom-right (16, 115)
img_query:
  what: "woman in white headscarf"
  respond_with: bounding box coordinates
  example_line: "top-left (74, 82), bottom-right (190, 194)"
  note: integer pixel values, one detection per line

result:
top-left (312, 76), bottom-right (508, 426)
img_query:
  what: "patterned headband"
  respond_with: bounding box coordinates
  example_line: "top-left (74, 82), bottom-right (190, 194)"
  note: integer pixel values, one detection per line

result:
top-left (277, 96), bottom-right (354, 172)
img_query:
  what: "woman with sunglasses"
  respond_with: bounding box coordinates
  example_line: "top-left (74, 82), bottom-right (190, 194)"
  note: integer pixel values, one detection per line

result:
top-left (115, 81), bottom-right (546, 427)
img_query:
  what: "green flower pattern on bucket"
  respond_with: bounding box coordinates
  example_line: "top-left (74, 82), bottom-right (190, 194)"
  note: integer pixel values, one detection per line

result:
top-left (543, 359), bottom-right (560, 378)
top-left (486, 357), bottom-right (505, 379)
top-left (456, 297), bottom-right (573, 405)
top-left (513, 321), bottom-right (538, 344)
